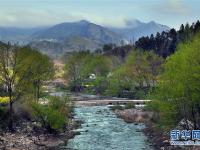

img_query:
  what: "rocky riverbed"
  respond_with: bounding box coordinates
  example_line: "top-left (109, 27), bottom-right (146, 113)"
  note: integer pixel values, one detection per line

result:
top-left (114, 108), bottom-right (154, 123)
top-left (112, 108), bottom-right (200, 150)
top-left (0, 120), bottom-right (81, 150)
top-left (112, 108), bottom-right (175, 150)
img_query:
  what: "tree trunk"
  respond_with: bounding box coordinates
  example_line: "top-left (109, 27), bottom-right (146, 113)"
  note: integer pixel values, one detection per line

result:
top-left (35, 80), bottom-right (40, 103)
top-left (191, 105), bottom-right (197, 129)
top-left (8, 86), bottom-right (13, 132)
top-left (37, 81), bottom-right (40, 103)
top-left (9, 101), bottom-right (13, 131)
top-left (182, 102), bottom-right (189, 130)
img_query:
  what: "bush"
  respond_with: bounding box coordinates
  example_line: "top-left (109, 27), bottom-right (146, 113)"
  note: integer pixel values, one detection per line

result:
top-left (86, 76), bottom-right (108, 95)
top-left (31, 96), bottom-right (72, 132)
top-left (32, 103), bottom-right (66, 132)
top-left (145, 100), bottom-right (178, 130)
top-left (48, 96), bottom-right (72, 117)
top-left (0, 97), bottom-right (9, 104)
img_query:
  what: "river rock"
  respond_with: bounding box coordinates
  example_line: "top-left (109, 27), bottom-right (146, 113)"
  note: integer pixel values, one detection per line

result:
top-left (114, 109), bottom-right (154, 123)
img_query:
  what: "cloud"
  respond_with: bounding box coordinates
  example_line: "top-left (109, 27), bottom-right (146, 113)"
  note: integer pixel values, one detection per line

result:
top-left (152, 0), bottom-right (190, 15)
top-left (0, 8), bottom-right (129, 28)
top-left (70, 12), bottom-right (128, 27)
top-left (0, 9), bottom-right (75, 27)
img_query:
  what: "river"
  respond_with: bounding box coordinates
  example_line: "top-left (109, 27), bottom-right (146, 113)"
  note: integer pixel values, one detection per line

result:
top-left (61, 105), bottom-right (153, 150)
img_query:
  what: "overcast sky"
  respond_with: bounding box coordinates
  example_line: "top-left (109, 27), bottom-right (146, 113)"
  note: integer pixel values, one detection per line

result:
top-left (0, 0), bottom-right (199, 29)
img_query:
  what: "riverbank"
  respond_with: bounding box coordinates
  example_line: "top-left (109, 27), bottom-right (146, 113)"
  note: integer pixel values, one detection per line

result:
top-left (0, 119), bottom-right (81, 150)
top-left (112, 108), bottom-right (177, 150)
top-left (113, 108), bottom-right (200, 150)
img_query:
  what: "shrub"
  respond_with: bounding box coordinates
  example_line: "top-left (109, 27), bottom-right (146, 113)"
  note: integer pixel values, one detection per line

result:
top-left (32, 103), bottom-right (66, 132)
top-left (88, 76), bottom-right (108, 95)
top-left (48, 96), bottom-right (72, 117)
top-left (0, 97), bottom-right (9, 104)
top-left (31, 96), bottom-right (72, 132)
top-left (145, 100), bottom-right (178, 130)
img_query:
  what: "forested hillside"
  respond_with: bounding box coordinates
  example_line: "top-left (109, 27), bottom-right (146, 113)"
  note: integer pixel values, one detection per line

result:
top-left (135, 20), bottom-right (200, 57)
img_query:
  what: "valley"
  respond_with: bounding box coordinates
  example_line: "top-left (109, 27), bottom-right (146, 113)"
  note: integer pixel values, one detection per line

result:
top-left (0, 1), bottom-right (200, 150)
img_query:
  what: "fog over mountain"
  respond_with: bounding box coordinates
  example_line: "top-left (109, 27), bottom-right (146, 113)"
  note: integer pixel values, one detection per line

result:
top-left (0, 19), bottom-right (170, 56)
top-left (110, 19), bottom-right (170, 43)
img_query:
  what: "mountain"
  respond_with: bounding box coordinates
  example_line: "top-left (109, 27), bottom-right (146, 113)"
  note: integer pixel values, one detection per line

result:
top-left (0, 27), bottom-right (47, 44)
top-left (124, 19), bottom-right (144, 28)
top-left (32, 20), bottom-right (120, 43)
top-left (29, 20), bottom-right (121, 56)
top-left (110, 20), bottom-right (170, 43)
top-left (0, 19), bottom-right (170, 57)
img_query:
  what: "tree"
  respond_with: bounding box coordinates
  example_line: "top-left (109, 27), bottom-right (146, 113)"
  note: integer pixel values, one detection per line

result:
top-left (184, 23), bottom-right (192, 41)
top-left (152, 33), bottom-right (200, 129)
top-left (106, 65), bottom-right (134, 97)
top-left (0, 44), bottom-right (22, 131)
top-left (65, 52), bottom-right (91, 92)
top-left (16, 47), bottom-right (54, 102)
top-left (82, 55), bottom-right (114, 94)
top-left (193, 20), bottom-right (200, 34)
top-left (82, 55), bottom-right (113, 77)
top-left (106, 50), bottom-right (163, 98)
top-left (125, 50), bottom-right (163, 88)
top-left (65, 52), bottom-right (113, 93)
top-left (103, 43), bottom-right (115, 52)
top-left (30, 51), bottom-right (54, 101)
top-left (135, 20), bottom-right (200, 58)
top-left (0, 44), bottom-right (54, 130)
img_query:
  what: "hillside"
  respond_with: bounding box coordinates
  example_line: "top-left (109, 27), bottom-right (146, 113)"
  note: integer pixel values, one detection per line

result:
top-left (0, 27), bottom-right (47, 44)
top-left (110, 20), bottom-right (170, 42)
top-left (0, 20), bottom-right (170, 57)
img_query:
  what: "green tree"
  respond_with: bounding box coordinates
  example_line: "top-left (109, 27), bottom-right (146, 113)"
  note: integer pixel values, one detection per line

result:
top-left (106, 65), bottom-right (134, 97)
top-left (151, 33), bottom-right (200, 129)
top-left (17, 47), bottom-right (54, 101)
top-left (82, 55), bottom-right (113, 77)
top-left (125, 50), bottom-right (163, 88)
top-left (0, 44), bottom-right (24, 131)
top-left (65, 52), bottom-right (91, 92)
top-left (30, 51), bottom-right (54, 101)
top-left (0, 45), bottom-right (54, 130)
top-left (106, 50), bottom-right (162, 98)
top-left (65, 52), bottom-right (113, 92)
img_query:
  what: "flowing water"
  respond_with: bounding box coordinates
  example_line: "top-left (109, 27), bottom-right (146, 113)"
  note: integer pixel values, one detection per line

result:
top-left (62, 106), bottom-right (153, 150)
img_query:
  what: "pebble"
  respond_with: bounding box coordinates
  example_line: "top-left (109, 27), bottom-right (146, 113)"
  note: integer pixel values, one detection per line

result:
top-left (0, 119), bottom-right (77, 150)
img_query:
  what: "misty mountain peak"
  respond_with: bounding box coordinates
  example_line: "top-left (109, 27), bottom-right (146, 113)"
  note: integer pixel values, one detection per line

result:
top-left (125, 19), bottom-right (143, 28)
top-left (78, 20), bottom-right (90, 24)
top-left (0, 19), bottom-right (170, 56)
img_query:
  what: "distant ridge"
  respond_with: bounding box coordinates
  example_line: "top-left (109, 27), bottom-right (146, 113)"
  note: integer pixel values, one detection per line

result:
top-left (110, 20), bottom-right (170, 43)
top-left (0, 19), bottom-right (170, 56)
